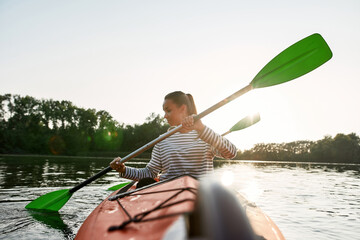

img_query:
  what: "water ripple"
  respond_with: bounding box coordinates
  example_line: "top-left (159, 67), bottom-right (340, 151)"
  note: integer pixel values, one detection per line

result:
top-left (0, 157), bottom-right (359, 240)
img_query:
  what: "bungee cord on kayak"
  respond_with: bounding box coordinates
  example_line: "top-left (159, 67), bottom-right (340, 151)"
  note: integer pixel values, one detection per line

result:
top-left (102, 175), bottom-right (270, 240)
top-left (109, 186), bottom-right (197, 231)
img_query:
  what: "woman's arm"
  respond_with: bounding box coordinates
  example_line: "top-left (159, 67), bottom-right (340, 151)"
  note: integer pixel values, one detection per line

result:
top-left (181, 115), bottom-right (237, 159)
top-left (110, 144), bottom-right (162, 181)
top-left (120, 165), bottom-right (158, 181)
top-left (199, 125), bottom-right (238, 159)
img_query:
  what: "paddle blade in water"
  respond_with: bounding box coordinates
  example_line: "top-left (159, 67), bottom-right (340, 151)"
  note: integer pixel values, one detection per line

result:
top-left (251, 33), bottom-right (332, 89)
top-left (230, 113), bottom-right (261, 132)
top-left (25, 189), bottom-right (72, 212)
top-left (29, 211), bottom-right (69, 230)
top-left (107, 182), bottom-right (131, 191)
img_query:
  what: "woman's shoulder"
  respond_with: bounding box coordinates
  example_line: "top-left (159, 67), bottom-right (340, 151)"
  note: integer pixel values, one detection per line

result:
top-left (160, 130), bottom-right (199, 144)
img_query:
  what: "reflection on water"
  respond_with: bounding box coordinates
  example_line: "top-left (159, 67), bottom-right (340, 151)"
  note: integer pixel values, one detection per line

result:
top-left (29, 211), bottom-right (73, 237)
top-left (212, 162), bottom-right (360, 240)
top-left (0, 155), bottom-right (359, 240)
top-left (220, 170), bottom-right (234, 186)
top-left (0, 155), bottom-right (147, 189)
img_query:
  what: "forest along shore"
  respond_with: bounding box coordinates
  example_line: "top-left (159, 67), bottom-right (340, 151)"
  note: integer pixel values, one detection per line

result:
top-left (1, 94), bottom-right (359, 164)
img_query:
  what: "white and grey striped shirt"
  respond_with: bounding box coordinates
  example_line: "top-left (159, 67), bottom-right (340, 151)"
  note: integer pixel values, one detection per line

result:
top-left (121, 126), bottom-right (237, 181)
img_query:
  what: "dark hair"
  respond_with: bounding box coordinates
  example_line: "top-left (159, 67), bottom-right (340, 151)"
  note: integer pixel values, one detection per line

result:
top-left (164, 91), bottom-right (197, 115)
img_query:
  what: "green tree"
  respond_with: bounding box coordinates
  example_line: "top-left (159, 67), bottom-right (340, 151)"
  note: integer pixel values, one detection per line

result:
top-left (93, 110), bottom-right (123, 152)
top-left (1, 93), bottom-right (358, 162)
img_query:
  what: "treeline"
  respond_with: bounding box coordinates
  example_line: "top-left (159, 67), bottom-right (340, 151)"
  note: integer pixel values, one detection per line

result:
top-left (236, 133), bottom-right (360, 163)
top-left (0, 94), bottom-right (169, 156)
top-left (1, 94), bottom-right (359, 163)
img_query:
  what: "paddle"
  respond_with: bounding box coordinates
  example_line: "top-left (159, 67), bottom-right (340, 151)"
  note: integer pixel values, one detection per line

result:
top-left (221, 113), bottom-right (260, 136)
top-left (107, 113), bottom-right (261, 191)
top-left (107, 181), bottom-right (132, 191)
top-left (25, 33), bottom-right (332, 212)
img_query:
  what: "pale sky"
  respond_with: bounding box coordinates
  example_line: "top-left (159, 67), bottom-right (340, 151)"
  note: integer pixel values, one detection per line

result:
top-left (1, 0), bottom-right (359, 150)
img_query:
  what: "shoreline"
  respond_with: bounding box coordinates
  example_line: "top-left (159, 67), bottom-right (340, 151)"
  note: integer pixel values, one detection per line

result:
top-left (1, 153), bottom-right (359, 166)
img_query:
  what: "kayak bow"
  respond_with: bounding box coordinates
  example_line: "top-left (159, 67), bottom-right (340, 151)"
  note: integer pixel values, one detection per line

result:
top-left (75, 175), bottom-right (285, 240)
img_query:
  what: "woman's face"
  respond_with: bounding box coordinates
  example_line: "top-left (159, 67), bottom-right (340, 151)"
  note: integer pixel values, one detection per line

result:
top-left (163, 99), bottom-right (187, 126)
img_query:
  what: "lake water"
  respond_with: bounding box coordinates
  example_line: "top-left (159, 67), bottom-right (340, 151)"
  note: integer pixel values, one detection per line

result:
top-left (0, 155), bottom-right (359, 240)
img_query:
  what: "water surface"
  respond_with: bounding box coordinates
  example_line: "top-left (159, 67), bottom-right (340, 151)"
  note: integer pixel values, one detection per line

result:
top-left (0, 155), bottom-right (359, 239)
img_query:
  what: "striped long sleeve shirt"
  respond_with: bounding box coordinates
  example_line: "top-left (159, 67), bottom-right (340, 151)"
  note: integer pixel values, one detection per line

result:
top-left (121, 125), bottom-right (237, 181)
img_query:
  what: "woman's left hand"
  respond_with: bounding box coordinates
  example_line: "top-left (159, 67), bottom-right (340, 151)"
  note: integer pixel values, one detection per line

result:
top-left (181, 115), bottom-right (205, 133)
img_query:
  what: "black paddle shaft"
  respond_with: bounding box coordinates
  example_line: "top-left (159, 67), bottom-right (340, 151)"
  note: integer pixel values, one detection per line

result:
top-left (69, 166), bottom-right (112, 193)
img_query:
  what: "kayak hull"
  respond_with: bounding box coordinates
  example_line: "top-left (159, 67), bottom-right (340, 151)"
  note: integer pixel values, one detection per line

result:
top-left (75, 175), bottom-right (285, 240)
top-left (237, 193), bottom-right (285, 240)
top-left (75, 175), bottom-right (197, 240)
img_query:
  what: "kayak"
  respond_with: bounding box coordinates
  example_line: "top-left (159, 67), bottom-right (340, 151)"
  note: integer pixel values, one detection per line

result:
top-left (75, 175), bottom-right (285, 240)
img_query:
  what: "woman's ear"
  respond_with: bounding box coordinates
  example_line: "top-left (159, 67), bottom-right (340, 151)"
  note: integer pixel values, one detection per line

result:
top-left (180, 104), bottom-right (188, 115)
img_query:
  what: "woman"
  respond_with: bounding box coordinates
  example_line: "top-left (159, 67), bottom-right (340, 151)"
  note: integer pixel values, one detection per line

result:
top-left (110, 91), bottom-right (237, 181)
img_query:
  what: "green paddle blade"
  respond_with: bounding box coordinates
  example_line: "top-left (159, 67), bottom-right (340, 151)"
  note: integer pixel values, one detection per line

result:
top-left (251, 33), bottom-right (332, 89)
top-left (25, 189), bottom-right (72, 212)
top-left (230, 113), bottom-right (261, 132)
top-left (107, 182), bottom-right (131, 191)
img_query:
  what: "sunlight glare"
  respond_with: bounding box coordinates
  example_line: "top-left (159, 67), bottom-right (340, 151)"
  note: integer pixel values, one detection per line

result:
top-left (241, 181), bottom-right (262, 202)
top-left (221, 170), bottom-right (235, 186)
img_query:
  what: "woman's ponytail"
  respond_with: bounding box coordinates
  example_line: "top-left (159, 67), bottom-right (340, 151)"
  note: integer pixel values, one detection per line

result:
top-left (186, 93), bottom-right (197, 115)
top-left (164, 91), bottom-right (198, 116)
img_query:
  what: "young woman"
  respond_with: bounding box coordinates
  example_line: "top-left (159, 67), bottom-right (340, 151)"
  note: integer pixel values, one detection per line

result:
top-left (110, 91), bottom-right (237, 181)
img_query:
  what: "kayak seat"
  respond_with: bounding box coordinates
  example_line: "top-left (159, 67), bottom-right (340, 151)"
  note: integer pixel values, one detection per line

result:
top-left (136, 177), bottom-right (157, 189)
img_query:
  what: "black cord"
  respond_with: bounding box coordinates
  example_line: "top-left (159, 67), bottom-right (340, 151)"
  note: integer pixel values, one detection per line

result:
top-left (108, 187), bottom-right (197, 231)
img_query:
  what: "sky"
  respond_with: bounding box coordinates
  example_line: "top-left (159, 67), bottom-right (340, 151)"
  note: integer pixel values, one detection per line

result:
top-left (1, 0), bottom-right (359, 150)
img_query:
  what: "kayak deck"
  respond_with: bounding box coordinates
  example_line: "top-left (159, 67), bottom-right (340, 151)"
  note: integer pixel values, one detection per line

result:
top-left (75, 176), bottom-right (197, 240)
top-left (75, 175), bottom-right (285, 240)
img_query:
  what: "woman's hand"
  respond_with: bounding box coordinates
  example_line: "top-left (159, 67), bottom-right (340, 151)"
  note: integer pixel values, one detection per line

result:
top-left (110, 157), bottom-right (126, 173)
top-left (181, 114), bottom-right (205, 133)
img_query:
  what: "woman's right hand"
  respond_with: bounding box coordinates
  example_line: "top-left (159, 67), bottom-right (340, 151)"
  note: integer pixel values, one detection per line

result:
top-left (110, 157), bottom-right (126, 173)
top-left (181, 114), bottom-right (205, 133)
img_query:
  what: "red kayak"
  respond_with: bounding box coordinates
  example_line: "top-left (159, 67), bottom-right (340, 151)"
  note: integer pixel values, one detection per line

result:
top-left (75, 175), bottom-right (285, 240)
